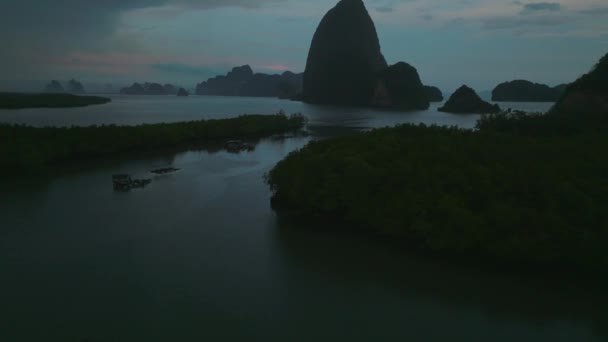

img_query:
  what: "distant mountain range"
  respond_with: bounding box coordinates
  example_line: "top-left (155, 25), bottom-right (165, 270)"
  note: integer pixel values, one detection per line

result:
top-left (195, 65), bottom-right (303, 99)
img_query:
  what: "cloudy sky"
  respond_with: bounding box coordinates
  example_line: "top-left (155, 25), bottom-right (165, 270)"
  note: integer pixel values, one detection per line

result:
top-left (1, 0), bottom-right (607, 92)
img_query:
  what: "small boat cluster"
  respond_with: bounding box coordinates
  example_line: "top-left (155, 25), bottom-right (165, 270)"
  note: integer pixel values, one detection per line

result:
top-left (151, 167), bottom-right (181, 175)
top-left (224, 140), bottom-right (255, 153)
top-left (112, 166), bottom-right (180, 191)
top-left (112, 174), bottom-right (152, 191)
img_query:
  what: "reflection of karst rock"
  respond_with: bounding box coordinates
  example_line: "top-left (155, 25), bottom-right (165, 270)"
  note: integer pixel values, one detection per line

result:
top-left (439, 85), bottom-right (501, 114)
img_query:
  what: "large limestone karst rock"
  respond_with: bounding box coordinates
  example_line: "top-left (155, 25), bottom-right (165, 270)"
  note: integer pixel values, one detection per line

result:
top-left (302, 0), bottom-right (388, 105)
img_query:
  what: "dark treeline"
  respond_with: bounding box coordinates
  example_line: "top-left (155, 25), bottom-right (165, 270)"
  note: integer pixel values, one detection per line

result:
top-left (0, 114), bottom-right (305, 167)
top-left (0, 93), bottom-right (110, 109)
top-left (267, 52), bottom-right (608, 275)
top-left (267, 112), bottom-right (608, 274)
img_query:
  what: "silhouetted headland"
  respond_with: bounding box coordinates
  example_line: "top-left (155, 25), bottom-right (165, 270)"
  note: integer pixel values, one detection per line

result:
top-left (552, 52), bottom-right (608, 115)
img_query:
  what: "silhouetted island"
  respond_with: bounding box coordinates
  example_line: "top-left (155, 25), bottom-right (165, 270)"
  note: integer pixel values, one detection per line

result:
top-left (552, 52), bottom-right (608, 115)
top-left (424, 85), bottom-right (444, 102)
top-left (0, 93), bottom-right (110, 109)
top-left (177, 88), bottom-right (189, 97)
top-left (492, 80), bottom-right (566, 102)
top-left (195, 66), bottom-right (303, 98)
top-left (439, 85), bottom-right (501, 113)
top-left (371, 62), bottom-right (429, 110)
top-left (302, 0), bottom-right (428, 109)
top-left (44, 80), bottom-right (65, 93)
top-left (67, 79), bottom-right (86, 94)
top-left (120, 82), bottom-right (179, 95)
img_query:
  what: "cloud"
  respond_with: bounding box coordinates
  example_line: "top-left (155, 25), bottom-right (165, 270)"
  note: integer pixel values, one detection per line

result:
top-left (258, 64), bottom-right (291, 72)
top-left (520, 2), bottom-right (561, 15)
top-left (375, 7), bottom-right (395, 13)
top-left (0, 0), bottom-right (286, 78)
top-left (421, 14), bottom-right (433, 21)
top-left (579, 7), bottom-right (608, 15)
top-left (483, 14), bottom-right (567, 30)
top-left (151, 63), bottom-right (220, 76)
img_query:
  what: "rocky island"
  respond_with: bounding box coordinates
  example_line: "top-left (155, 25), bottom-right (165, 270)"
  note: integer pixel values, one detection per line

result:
top-left (302, 0), bottom-right (429, 110)
top-left (44, 80), bottom-right (65, 93)
top-left (492, 80), bottom-right (566, 102)
top-left (177, 88), bottom-right (189, 97)
top-left (120, 82), bottom-right (180, 95)
top-left (424, 86), bottom-right (444, 102)
top-left (371, 62), bottom-right (429, 110)
top-left (67, 79), bottom-right (86, 94)
top-left (439, 85), bottom-right (501, 113)
top-left (195, 66), bottom-right (303, 98)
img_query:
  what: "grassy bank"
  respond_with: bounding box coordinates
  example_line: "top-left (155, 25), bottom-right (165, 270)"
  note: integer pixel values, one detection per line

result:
top-left (0, 113), bottom-right (305, 167)
top-left (266, 112), bottom-right (608, 274)
top-left (0, 92), bottom-right (111, 109)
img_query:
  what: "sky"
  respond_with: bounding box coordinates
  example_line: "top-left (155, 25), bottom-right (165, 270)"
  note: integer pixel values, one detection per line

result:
top-left (1, 0), bottom-right (607, 92)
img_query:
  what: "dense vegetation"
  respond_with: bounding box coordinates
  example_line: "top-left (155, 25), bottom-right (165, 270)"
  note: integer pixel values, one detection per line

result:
top-left (267, 110), bottom-right (608, 274)
top-left (0, 114), bottom-right (305, 167)
top-left (0, 93), bottom-right (110, 109)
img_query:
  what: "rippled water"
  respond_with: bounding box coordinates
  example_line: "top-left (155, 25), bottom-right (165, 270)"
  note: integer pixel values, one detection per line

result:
top-left (2, 97), bottom-right (603, 342)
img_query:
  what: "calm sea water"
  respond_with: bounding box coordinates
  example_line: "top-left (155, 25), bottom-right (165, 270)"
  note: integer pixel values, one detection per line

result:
top-left (2, 96), bottom-right (605, 342)
top-left (0, 94), bottom-right (553, 128)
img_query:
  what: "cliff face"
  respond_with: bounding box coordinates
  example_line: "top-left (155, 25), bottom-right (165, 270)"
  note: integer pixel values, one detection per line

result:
top-left (371, 62), bottom-right (429, 110)
top-left (552, 53), bottom-right (608, 115)
top-left (439, 85), bottom-right (501, 114)
top-left (302, 0), bottom-right (388, 105)
top-left (492, 80), bottom-right (565, 102)
top-left (195, 66), bottom-right (303, 98)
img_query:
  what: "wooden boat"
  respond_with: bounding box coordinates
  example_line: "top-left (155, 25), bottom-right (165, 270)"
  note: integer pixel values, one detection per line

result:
top-left (151, 167), bottom-right (180, 175)
top-left (112, 174), bottom-right (152, 191)
top-left (224, 140), bottom-right (255, 152)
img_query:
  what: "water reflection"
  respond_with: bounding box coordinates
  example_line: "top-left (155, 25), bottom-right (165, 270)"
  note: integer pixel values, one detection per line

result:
top-left (273, 219), bottom-right (608, 341)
